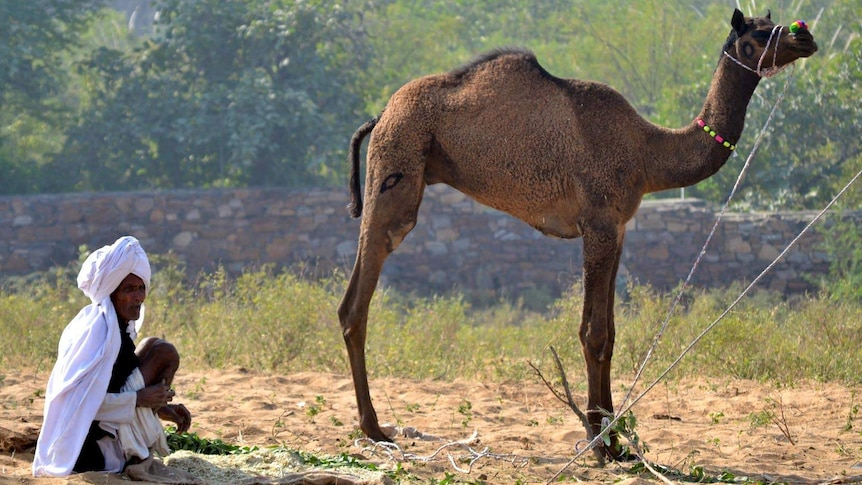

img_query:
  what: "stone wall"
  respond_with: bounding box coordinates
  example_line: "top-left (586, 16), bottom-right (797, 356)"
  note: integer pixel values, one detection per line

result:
top-left (0, 186), bottom-right (844, 299)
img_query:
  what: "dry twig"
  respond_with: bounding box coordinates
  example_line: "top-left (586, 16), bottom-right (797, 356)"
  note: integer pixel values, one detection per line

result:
top-left (528, 346), bottom-right (605, 467)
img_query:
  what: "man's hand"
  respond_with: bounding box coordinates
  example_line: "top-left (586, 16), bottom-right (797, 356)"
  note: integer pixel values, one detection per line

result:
top-left (136, 380), bottom-right (175, 409)
top-left (158, 403), bottom-right (192, 433)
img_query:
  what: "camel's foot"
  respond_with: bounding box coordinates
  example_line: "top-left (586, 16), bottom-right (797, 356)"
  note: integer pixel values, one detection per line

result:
top-left (360, 421), bottom-right (394, 442)
top-left (603, 445), bottom-right (639, 463)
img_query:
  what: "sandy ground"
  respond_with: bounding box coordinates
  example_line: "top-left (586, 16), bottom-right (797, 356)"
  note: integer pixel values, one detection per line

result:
top-left (2, 368), bottom-right (862, 484)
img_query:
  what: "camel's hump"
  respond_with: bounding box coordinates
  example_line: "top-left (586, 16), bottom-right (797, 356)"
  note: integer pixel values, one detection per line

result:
top-left (449, 47), bottom-right (558, 81)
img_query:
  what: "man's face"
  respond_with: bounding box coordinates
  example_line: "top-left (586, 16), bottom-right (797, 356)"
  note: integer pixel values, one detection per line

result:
top-left (111, 274), bottom-right (147, 323)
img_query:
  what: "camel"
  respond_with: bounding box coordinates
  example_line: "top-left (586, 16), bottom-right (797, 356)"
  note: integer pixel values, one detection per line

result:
top-left (338, 9), bottom-right (817, 460)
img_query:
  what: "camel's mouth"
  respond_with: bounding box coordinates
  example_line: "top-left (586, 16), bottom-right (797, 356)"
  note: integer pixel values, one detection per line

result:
top-left (786, 30), bottom-right (818, 57)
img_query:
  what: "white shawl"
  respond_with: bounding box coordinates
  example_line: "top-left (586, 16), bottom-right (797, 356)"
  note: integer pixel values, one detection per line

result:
top-left (33, 236), bottom-right (151, 477)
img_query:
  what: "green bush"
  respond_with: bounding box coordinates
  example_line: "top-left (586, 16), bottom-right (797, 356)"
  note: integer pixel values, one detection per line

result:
top-left (3, 259), bottom-right (862, 386)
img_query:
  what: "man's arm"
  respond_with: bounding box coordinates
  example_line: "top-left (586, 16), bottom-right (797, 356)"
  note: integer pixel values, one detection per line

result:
top-left (95, 380), bottom-right (176, 424)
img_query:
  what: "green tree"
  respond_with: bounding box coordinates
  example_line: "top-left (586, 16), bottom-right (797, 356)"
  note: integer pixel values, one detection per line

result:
top-left (52, 0), bottom-right (373, 191)
top-left (0, 0), bottom-right (107, 194)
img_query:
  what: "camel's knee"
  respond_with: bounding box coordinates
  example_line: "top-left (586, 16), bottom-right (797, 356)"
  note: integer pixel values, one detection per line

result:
top-left (386, 218), bottom-right (416, 252)
top-left (337, 278), bottom-right (369, 339)
top-left (580, 323), bottom-right (612, 362)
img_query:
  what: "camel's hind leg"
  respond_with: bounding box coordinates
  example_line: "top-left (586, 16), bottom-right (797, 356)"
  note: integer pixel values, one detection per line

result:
top-left (338, 160), bottom-right (426, 442)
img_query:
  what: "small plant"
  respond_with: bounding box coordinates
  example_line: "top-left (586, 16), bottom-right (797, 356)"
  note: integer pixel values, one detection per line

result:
top-left (457, 399), bottom-right (473, 428)
top-left (709, 410), bottom-right (725, 424)
top-left (431, 472), bottom-right (457, 485)
top-left (748, 409), bottom-right (774, 428)
top-left (271, 410), bottom-right (292, 441)
top-left (186, 377), bottom-right (207, 400)
top-left (546, 415), bottom-right (563, 425)
top-left (843, 390), bottom-right (858, 432)
top-left (303, 395), bottom-right (327, 421)
top-left (748, 396), bottom-right (795, 445)
top-left (602, 410), bottom-right (648, 457)
top-left (406, 402), bottom-right (421, 413)
top-left (329, 416), bottom-right (343, 426)
top-left (688, 465), bottom-right (706, 481)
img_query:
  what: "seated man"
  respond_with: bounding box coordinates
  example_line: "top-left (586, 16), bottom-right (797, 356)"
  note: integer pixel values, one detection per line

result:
top-left (33, 236), bottom-right (191, 476)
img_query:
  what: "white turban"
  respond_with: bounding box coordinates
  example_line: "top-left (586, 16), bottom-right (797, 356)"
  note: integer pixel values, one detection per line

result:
top-left (78, 236), bottom-right (151, 305)
top-left (33, 236), bottom-right (152, 477)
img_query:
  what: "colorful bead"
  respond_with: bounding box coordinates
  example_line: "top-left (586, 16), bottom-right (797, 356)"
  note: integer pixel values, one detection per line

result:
top-left (696, 118), bottom-right (735, 151)
top-left (790, 20), bottom-right (807, 34)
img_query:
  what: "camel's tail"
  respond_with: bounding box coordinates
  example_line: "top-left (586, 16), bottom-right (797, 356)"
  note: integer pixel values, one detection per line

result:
top-left (347, 116), bottom-right (379, 218)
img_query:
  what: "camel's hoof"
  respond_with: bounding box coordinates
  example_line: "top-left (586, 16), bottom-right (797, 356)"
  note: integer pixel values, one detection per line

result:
top-left (605, 447), bottom-right (639, 463)
top-left (361, 427), bottom-right (394, 443)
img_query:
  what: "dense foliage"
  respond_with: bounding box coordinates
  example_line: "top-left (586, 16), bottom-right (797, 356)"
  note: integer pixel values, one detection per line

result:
top-left (1, 0), bottom-right (859, 210)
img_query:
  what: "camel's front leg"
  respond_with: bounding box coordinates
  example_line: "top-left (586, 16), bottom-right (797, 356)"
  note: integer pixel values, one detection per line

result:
top-left (338, 243), bottom-right (391, 442)
top-left (579, 220), bottom-right (625, 460)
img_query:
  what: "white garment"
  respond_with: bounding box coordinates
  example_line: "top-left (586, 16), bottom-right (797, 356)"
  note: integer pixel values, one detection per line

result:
top-left (33, 236), bottom-right (154, 477)
top-left (95, 368), bottom-right (170, 472)
top-left (116, 368), bottom-right (170, 462)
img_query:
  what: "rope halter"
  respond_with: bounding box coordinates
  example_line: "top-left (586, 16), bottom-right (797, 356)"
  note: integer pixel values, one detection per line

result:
top-left (723, 24), bottom-right (788, 78)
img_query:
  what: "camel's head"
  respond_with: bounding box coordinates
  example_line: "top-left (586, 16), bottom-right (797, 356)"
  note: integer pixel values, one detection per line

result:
top-left (723, 8), bottom-right (818, 77)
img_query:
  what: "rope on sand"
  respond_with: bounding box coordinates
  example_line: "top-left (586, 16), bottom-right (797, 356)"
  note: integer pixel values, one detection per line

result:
top-left (356, 426), bottom-right (529, 474)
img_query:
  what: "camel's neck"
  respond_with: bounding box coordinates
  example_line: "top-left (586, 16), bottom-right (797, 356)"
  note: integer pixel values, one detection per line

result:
top-left (644, 55), bottom-right (761, 193)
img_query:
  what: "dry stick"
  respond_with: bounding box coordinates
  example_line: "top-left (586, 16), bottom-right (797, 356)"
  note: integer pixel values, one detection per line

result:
top-left (528, 346), bottom-right (605, 467)
top-left (358, 429), bottom-right (530, 472)
top-left (769, 395), bottom-right (796, 446)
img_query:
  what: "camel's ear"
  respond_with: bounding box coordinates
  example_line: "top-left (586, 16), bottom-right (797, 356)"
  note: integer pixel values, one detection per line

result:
top-left (731, 8), bottom-right (746, 34)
